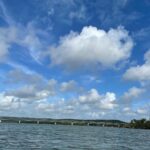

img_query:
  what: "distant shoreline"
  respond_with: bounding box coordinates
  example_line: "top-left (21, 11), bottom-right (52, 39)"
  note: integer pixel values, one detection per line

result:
top-left (0, 116), bottom-right (149, 129)
top-left (0, 116), bottom-right (129, 128)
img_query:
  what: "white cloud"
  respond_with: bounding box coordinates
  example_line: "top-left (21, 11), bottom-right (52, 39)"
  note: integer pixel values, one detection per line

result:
top-left (0, 93), bottom-right (20, 110)
top-left (7, 69), bottom-right (44, 84)
top-left (50, 26), bottom-right (133, 70)
top-left (122, 107), bottom-right (136, 116)
top-left (144, 49), bottom-right (150, 63)
top-left (35, 88), bottom-right (118, 119)
top-left (36, 98), bottom-right (75, 116)
top-left (136, 108), bottom-right (147, 115)
top-left (19, 24), bottom-right (45, 63)
top-left (122, 87), bottom-right (145, 101)
top-left (79, 89), bottom-right (100, 103)
top-left (37, 103), bottom-right (55, 112)
top-left (124, 49), bottom-right (150, 81)
top-left (5, 69), bottom-right (57, 101)
top-left (122, 105), bottom-right (149, 119)
top-left (124, 65), bottom-right (150, 81)
top-left (0, 0), bottom-right (15, 25)
top-left (5, 69), bottom-right (83, 102)
top-left (100, 92), bottom-right (118, 109)
top-left (0, 1), bottom-right (45, 63)
top-left (6, 85), bottom-right (55, 101)
top-left (78, 89), bottom-right (118, 110)
top-left (0, 27), bottom-right (18, 62)
top-left (60, 80), bottom-right (78, 92)
top-left (0, 24), bottom-right (44, 63)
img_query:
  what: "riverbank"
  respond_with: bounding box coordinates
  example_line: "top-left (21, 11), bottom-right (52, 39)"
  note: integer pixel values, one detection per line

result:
top-left (0, 117), bottom-right (149, 129)
top-left (0, 116), bottom-right (128, 128)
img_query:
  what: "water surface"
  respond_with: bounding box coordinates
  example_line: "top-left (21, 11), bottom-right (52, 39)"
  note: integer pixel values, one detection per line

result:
top-left (0, 123), bottom-right (149, 150)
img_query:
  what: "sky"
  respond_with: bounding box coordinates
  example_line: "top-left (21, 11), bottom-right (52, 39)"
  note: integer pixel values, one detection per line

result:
top-left (0, 0), bottom-right (150, 121)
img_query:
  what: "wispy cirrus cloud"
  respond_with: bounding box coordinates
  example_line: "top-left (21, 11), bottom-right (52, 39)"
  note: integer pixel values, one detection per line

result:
top-left (0, 1), bottom-right (48, 65)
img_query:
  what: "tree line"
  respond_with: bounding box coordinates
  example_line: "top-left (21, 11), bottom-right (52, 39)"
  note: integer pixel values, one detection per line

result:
top-left (130, 119), bottom-right (150, 129)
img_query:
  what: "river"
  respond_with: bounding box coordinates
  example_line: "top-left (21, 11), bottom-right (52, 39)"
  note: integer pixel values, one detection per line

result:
top-left (0, 123), bottom-right (149, 150)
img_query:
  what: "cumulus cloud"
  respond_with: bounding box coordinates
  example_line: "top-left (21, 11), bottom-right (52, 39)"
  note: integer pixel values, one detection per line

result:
top-left (37, 103), bottom-right (55, 112)
top-left (60, 80), bottom-right (77, 92)
top-left (50, 26), bottom-right (133, 70)
top-left (123, 49), bottom-right (150, 81)
top-left (5, 85), bottom-right (55, 101)
top-left (78, 89), bottom-right (118, 110)
top-left (4, 69), bottom-right (57, 101)
top-left (136, 108), bottom-right (147, 115)
top-left (36, 88), bottom-right (118, 119)
top-left (122, 107), bottom-right (136, 116)
top-left (3, 69), bottom-right (107, 117)
top-left (122, 105), bottom-right (149, 119)
top-left (0, 93), bottom-right (21, 110)
top-left (123, 65), bottom-right (150, 81)
top-left (36, 98), bottom-right (76, 118)
top-left (60, 80), bottom-right (83, 93)
top-left (122, 87), bottom-right (145, 101)
top-left (4, 69), bottom-right (84, 103)
top-left (7, 69), bottom-right (57, 89)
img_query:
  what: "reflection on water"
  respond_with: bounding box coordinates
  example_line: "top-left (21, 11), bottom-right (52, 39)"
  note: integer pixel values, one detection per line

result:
top-left (0, 123), bottom-right (149, 150)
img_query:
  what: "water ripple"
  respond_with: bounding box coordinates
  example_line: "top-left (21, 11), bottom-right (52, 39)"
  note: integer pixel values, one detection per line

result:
top-left (0, 124), bottom-right (149, 150)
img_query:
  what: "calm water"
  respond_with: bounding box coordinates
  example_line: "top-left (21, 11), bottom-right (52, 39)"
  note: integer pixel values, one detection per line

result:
top-left (0, 123), bottom-right (149, 150)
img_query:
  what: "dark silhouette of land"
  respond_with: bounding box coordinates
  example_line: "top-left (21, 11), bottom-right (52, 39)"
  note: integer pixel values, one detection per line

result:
top-left (130, 119), bottom-right (150, 129)
top-left (0, 116), bottom-right (127, 127)
top-left (0, 117), bottom-right (149, 129)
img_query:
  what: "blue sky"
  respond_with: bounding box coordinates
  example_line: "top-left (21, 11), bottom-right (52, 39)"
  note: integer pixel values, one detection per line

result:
top-left (0, 0), bottom-right (150, 121)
